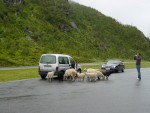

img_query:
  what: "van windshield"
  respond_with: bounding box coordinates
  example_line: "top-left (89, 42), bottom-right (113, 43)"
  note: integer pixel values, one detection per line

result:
top-left (40, 55), bottom-right (56, 64)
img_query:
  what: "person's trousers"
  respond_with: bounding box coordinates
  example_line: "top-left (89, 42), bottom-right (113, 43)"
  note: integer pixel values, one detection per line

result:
top-left (136, 65), bottom-right (141, 79)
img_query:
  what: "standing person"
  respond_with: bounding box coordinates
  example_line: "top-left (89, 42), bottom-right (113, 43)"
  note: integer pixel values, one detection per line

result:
top-left (134, 53), bottom-right (142, 80)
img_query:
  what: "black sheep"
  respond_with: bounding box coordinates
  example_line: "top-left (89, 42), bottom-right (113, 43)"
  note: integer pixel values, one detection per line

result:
top-left (100, 69), bottom-right (112, 80)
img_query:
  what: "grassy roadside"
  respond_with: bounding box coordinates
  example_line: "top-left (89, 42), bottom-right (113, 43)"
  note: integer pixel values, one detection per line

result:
top-left (0, 69), bottom-right (39, 82)
top-left (82, 62), bottom-right (150, 69)
top-left (0, 62), bottom-right (150, 82)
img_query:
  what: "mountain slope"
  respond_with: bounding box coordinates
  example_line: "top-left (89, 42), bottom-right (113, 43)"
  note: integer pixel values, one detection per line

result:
top-left (0, 0), bottom-right (150, 66)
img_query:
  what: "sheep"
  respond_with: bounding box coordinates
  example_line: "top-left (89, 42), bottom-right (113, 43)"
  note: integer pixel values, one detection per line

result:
top-left (96, 71), bottom-right (105, 80)
top-left (85, 72), bottom-right (98, 81)
top-left (77, 72), bottom-right (86, 81)
top-left (84, 68), bottom-right (97, 73)
top-left (63, 68), bottom-right (78, 81)
top-left (100, 69), bottom-right (112, 80)
top-left (46, 71), bottom-right (54, 82)
top-left (84, 68), bottom-right (104, 80)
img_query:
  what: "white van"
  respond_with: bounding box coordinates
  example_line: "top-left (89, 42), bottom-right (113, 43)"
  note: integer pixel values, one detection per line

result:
top-left (38, 54), bottom-right (82, 79)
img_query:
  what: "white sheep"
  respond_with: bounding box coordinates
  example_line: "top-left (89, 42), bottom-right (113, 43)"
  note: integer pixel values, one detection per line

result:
top-left (84, 68), bottom-right (104, 80)
top-left (77, 72), bottom-right (86, 81)
top-left (64, 68), bottom-right (78, 81)
top-left (46, 71), bottom-right (54, 82)
top-left (84, 68), bottom-right (96, 73)
top-left (96, 71), bottom-right (105, 80)
top-left (85, 72), bottom-right (98, 81)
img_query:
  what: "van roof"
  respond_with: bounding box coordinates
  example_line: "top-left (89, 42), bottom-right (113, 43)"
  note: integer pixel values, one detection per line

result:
top-left (41, 54), bottom-right (71, 57)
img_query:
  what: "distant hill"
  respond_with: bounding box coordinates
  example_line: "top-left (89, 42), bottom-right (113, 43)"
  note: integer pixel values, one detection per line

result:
top-left (0, 0), bottom-right (150, 66)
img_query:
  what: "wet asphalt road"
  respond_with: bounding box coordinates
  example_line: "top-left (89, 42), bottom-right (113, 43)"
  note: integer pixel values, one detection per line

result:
top-left (0, 68), bottom-right (150, 113)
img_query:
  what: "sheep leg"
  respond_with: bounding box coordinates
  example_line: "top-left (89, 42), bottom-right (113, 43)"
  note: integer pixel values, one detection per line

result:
top-left (82, 77), bottom-right (85, 81)
top-left (106, 76), bottom-right (108, 80)
top-left (72, 76), bottom-right (75, 81)
top-left (50, 78), bottom-right (52, 82)
top-left (48, 78), bottom-right (51, 82)
top-left (103, 76), bottom-right (105, 80)
top-left (97, 76), bottom-right (101, 80)
top-left (95, 77), bottom-right (97, 81)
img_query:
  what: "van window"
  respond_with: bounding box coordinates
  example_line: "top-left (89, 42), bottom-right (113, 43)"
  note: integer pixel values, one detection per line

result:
top-left (40, 55), bottom-right (56, 64)
top-left (69, 57), bottom-right (75, 68)
top-left (59, 57), bottom-right (69, 64)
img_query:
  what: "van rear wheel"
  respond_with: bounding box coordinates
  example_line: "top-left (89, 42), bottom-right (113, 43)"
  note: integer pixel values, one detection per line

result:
top-left (40, 75), bottom-right (46, 79)
top-left (58, 71), bottom-right (64, 81)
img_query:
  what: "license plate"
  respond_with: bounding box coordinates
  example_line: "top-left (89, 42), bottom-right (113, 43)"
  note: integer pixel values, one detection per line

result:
top-left (44, 65), bottom-right (51, 67)
top-left (44, 65), bottom-right (51, 70)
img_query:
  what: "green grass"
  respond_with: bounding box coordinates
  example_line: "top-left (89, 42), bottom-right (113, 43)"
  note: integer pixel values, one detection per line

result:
top-left (124, 62), bottom-right (150, 69)
top-left (0, 68), bottom-right (39, 82)
top-left (0, 62), bottom-right (150, 82)
top-left (82, 62), bottom-right (150, 69)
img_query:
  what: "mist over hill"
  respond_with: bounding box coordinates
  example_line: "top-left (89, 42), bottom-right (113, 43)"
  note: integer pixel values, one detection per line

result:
top-left (0, 0), bottom-right (150, 66)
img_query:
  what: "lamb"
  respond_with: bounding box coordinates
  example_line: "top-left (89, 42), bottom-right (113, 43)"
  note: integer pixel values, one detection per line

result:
top-left (77, 72), bottom-right (86, 81)
top-left (63, 68), bottom-right (78, 81)
top-left (46, 71), bottom-right (54, 82)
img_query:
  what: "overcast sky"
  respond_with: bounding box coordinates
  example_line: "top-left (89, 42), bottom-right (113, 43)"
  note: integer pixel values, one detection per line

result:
top-left (73, 0), bottom-right (150, 38)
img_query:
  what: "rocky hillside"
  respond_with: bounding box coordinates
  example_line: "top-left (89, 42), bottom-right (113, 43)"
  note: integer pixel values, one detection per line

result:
top-left (0, 0), bottom-right (150, 66)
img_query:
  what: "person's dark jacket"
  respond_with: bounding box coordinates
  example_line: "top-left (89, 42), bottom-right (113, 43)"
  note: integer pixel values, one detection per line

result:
top-left (134, 55), bottom-right (141, 65)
